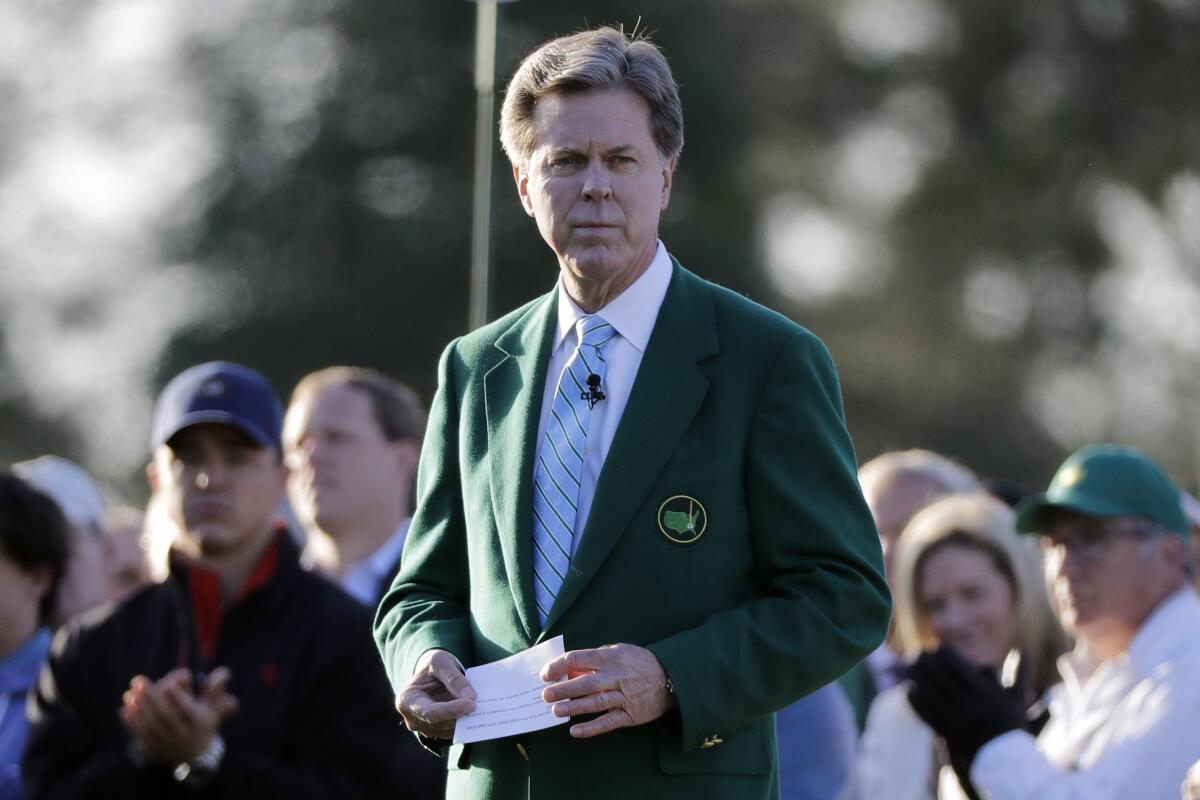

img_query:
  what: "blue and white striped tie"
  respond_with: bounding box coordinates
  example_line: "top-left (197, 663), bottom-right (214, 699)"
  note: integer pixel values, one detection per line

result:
top-left (531, 315), bottom-right (616, 626)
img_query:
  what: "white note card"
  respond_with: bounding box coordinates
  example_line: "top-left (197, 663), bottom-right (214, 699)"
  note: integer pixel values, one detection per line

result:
top-left (452, 635), bottom-right (568, 745)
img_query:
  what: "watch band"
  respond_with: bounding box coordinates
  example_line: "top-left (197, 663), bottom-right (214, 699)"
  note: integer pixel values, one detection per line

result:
top-left (173, 734), bottom-right (225, 786)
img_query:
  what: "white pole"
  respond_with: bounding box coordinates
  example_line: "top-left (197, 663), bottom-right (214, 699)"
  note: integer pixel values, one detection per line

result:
top-left (468, 1), bottom-right (498, 330)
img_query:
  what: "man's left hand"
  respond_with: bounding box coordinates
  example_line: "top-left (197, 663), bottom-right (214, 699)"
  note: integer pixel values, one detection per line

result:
top-left (120, 667), bottom-right (238, 764)
top-left (540, 644), bottom-right (676, 738)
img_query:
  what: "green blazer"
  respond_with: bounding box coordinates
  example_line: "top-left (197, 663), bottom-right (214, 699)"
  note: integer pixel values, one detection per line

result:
top-left (376, 260), bottom-right (890, 800)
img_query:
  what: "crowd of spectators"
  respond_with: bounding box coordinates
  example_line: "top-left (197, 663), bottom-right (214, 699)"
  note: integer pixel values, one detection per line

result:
top-left (2, 362), bottom-right (1199, 799)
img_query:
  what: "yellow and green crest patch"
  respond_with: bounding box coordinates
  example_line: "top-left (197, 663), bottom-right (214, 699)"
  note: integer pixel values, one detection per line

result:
top-left (657, 495), bottom-right (707, 544)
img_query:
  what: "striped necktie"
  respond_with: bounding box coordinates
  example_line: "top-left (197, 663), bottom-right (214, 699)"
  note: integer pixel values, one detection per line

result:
top-left (531, 315), bottom-right (616, 626)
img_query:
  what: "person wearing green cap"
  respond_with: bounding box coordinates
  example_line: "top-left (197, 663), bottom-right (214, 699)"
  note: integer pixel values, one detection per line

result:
top-left (907, 443), bottom-right (1200, 799)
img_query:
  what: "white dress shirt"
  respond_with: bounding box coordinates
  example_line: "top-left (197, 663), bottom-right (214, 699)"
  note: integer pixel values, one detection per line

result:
top-left (342, 519), bottom-right (410, 607)
top-left (971, 586), bottom-right (1200, 799)
top-left (534, 240), bottom-right (672, 554)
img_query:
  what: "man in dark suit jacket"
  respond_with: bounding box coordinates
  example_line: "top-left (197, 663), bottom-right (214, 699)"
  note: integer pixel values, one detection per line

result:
top-left (283, 366), bottom-right (443, 797)
top-left (374, 26), bottom-right (890, 800)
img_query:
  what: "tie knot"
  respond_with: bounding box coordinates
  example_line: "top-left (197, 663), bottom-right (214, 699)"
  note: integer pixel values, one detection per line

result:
top-left (577, 315), bottom-right (615, 350)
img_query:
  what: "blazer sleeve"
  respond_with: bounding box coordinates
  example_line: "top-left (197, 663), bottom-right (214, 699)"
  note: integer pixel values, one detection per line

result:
top-left (647, 329), bottom-right (891, 750)
top-left (374, 339), bottom-right (475, 690)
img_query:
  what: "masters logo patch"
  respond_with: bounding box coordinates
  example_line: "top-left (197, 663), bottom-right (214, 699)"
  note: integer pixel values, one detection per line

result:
top-left (657, 495), bottom-right (708, 544)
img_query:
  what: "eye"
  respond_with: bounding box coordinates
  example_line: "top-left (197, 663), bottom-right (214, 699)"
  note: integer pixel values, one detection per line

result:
top-left (224, 448), bottom-right (252, 467)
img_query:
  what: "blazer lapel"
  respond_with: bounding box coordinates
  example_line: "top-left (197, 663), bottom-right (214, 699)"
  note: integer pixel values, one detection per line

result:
top-left (541, 262), bottom-right (719, 634)
top-left (485, 292), bottom-right (558, 643)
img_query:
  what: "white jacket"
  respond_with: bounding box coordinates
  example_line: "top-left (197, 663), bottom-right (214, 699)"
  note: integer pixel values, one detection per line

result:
top-left (857, 684), bottom-right (970, 800)
top-left (971, 587), bottom-right (1200, 799)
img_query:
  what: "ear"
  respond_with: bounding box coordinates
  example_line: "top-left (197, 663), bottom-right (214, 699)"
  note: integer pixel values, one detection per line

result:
top-left (276, 459), bottom-right (290, 491)
top-left (1161, 534), bottom-right (1187, 571)
top-left (659, 154), bottom-right (677, 211)
top-left (26, 565), bottom-right (53, 604)
top-left (146, 459), bottom-right (160, 492)
top-left (396, 440), bottom-right (420, 476)
top-left (385, 439), bottom-right (420, 478)
top-left (514, 161), bottom-right (535, 217)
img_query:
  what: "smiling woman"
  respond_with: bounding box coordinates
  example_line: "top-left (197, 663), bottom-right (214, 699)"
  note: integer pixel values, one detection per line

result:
top-left (858, 492), bottom-right (1070, 800)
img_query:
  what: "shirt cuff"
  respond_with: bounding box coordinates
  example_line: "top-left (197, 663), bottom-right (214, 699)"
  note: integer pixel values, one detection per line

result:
top-left (970, 729), bottom-right (1044, 796)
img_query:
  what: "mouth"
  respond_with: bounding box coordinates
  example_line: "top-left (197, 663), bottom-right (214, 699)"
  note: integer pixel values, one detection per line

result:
top-left (186, 499), bottom-right (231, 519)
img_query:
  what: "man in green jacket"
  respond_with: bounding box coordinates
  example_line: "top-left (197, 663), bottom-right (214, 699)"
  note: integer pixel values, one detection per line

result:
top-left (374, 26), bottom-right (890, 800)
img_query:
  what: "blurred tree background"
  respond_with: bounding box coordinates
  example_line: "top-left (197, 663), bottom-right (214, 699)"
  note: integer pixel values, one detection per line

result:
top-left (1, 0), bottom-right (1197, 503)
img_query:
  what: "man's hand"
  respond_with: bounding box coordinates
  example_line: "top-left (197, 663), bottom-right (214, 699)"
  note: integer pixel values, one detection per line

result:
top-left (120, 667), bottom-right (239, 764)
top-left (540, 644), bottom-right (676, 738)
top-left (396, 649), bottom-right (477, 740)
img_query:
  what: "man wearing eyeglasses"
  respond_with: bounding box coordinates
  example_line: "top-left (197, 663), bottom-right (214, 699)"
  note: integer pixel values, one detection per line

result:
top-left (907, 443), bottom-right (1200, 799)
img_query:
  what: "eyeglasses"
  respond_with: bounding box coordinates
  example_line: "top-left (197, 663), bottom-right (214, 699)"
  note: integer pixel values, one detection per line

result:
top-left (1038, 519), bottom-right (1163, 565)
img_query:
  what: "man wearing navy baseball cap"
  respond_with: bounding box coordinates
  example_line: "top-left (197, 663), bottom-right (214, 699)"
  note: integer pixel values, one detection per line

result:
top-left (907, 443), bottom-right (1200, 799)
top-left (24, 361), bottom-right (408, 799)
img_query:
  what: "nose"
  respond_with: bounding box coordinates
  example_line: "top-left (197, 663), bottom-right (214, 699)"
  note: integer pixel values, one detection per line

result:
top-left (194, 460), bottom-right (228, 491)
top-left (931, 598), bottom-right (968, 640)
top-left (580, 162), bottom-right (612, 201)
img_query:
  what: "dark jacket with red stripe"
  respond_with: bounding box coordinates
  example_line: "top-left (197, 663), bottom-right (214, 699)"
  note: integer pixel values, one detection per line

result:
top-left (23, 531), bottom-right (412, 799)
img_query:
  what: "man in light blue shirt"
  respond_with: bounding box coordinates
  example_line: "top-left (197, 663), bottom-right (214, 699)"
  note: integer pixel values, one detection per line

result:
top-left (0, 472), bottom-right (70, 800)
top-left (283, 366), bottom-right (426, 608)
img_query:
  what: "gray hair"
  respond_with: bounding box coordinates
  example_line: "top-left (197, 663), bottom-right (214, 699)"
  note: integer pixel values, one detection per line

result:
top-left (858, 448), bottom-right (978, 499)
top-left (499, 26), bottom-right (684, 165)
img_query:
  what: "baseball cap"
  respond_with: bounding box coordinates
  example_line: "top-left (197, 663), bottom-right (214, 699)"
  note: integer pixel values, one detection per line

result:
top-left (152, 361), bottom-right (283, 452)
top-left (1014, 444), bottom-right (1188, 537)
top-left (12, 455), bottom-right (107, 530)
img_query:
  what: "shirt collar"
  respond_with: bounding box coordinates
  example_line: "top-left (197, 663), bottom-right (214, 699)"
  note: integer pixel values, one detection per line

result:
top-left (1125, 585), bottom-right (1200, 675)
top-left (0, 628), bottom-right (51, 692)
top-left (553, 240), bottom-right (673, 355)
top-left (364, 519), bottom-right (411, 578)
top-left (1059, 585), bottom-right (1200, 686)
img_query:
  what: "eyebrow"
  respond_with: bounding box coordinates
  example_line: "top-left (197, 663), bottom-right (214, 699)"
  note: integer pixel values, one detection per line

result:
top-left (546, 144), bottom-right (640, 158)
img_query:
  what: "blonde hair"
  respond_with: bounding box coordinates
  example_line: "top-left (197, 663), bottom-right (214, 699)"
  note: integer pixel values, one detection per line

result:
top-left (892, 492), bottom-right (1070, 693)
top-left (290, 366), bottom-right (425, 444)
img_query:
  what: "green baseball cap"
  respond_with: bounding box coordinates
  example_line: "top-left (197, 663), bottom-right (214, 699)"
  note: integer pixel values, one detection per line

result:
top-left (1014, 444), bottom-right (1188, 537)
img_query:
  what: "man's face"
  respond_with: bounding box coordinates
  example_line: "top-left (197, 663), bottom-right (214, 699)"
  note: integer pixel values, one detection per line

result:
top-left (151, 423), bottom-right (285, 559)
top-left (283, 384), bottom-right (414, 537)
top-left (514, 88), bottom-right (675, 291)
top-left (1040, 512), bottom-right (1178, 644)
top-left (54, 521), bottom-right (108, 623)
top-left (864, 474), bottom-right (941, 586)
top-left (104, 522), bottom-right (150, 603)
